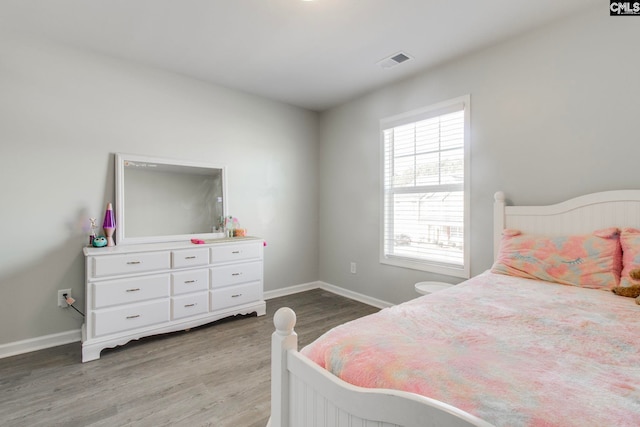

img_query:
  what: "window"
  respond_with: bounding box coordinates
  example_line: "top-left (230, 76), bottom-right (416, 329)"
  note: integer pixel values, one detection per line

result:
top-left (380, 95), bottom-right (470, 278)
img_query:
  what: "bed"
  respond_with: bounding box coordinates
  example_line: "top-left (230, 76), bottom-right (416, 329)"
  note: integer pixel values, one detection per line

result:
top-left (269, 190), bottom-right (640, 427)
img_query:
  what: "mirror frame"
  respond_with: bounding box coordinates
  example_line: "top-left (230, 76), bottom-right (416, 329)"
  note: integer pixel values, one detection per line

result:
top-left (115, 152), bottom-right (228, 245)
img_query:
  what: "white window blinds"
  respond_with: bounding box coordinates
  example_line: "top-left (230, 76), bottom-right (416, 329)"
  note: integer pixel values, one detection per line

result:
top-left (380, 96), bottom-right (470, 278)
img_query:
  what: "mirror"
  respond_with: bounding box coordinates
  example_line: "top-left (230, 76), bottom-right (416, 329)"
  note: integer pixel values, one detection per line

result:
top-left (115, 153), bottom-right (227, 245)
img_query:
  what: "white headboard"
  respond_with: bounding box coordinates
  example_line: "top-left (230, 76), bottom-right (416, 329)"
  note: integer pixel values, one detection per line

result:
top-left (493, 190), bottom-right (640, 258)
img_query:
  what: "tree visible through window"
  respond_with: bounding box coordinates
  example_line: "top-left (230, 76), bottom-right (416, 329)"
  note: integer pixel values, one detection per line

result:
top-left (380, 96), bottom-right (470, 278)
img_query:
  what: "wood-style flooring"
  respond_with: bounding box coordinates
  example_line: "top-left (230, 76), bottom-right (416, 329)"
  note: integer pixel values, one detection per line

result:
top-left (0, 289), bottom-right (379, 427)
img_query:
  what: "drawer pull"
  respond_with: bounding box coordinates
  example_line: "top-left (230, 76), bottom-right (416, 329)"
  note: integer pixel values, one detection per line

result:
top-left (185, 256), bottom-right (197, 260)
top-left (232, 273), bottom-right (242, 276)
top-left (184, 303), bottom-right (196, 308)
top-left (231, 293), bottom-right (243, 298)
top-left (126, 314), bottom-right (140, 319)
top-left (184, 280), bottom-right (197, 284)
top-left (126, 261), bottom-right (142, 265)
top-left (231, 251), bottom-right (241, 254)
top-left (126, 288), bottom-right (141, 292)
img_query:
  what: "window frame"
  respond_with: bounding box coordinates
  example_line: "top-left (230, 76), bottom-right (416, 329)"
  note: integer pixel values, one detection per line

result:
top-left (379, 95), bottom-right (471, 278)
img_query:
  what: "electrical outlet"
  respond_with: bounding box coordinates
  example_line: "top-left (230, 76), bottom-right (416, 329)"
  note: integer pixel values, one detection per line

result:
top-left (350, 262), bottom-right (357, 274)
top-left (58, 289), bottom-right (72, 308)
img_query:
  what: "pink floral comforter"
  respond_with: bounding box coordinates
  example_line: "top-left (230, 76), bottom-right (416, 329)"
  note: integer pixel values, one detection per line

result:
top-left (301, 271), bottom-right (640, 426)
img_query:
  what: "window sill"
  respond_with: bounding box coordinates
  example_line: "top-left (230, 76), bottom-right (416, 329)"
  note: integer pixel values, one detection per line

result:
top-left (380, 255), bottom-right (469, 279)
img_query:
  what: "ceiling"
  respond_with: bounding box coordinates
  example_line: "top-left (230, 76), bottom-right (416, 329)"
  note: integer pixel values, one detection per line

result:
top-left (0, 0), bottom-right (600, 111)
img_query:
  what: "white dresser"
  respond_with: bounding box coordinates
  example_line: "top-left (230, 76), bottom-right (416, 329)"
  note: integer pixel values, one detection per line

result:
top-left (82, 237), bottom-right (266, 362)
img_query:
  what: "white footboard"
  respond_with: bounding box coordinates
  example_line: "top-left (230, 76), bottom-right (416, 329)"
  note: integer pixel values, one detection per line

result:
top-left (269, 307), bottom-right (494, 427)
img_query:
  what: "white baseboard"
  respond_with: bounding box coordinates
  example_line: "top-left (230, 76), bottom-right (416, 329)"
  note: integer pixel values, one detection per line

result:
top-left (2, 282), bottom-right (389, 360)
top-left (264, 281), bottom-right (321, 300)
top-left (0, 329), bottom-right (81, 360)
top-left (265, 280), bottom-right (392, 309)
top-left (317, 281), bottom-right (393, 309)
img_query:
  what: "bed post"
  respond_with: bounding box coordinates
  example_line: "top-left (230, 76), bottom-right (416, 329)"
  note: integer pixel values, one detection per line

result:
top-left (493, 191), bottom-right (506, 260)
top-left (270, 307), bottom-right (298, 427)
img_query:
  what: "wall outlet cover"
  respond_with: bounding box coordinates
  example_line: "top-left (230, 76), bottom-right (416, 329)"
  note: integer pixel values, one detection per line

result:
top-left (58, 289), bottom-right (72, 307)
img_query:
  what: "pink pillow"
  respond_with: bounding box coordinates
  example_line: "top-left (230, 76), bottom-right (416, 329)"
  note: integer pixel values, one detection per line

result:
top-left (491, 228), bottom-right (622, 289)
top-left (620, 228), bottom-right (640, 287)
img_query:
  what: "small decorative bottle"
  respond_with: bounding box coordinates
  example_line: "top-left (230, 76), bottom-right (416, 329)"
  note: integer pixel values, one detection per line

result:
top-left (89, 218), bottom-right (97, 246)
top-left (224, 215), bottom-right (236, 238)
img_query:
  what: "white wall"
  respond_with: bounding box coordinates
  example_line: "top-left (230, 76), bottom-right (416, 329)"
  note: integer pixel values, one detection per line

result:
top-left (318, 8), bottom-right (640, 304)
top-left (0, 32), bottom-right (319, 346)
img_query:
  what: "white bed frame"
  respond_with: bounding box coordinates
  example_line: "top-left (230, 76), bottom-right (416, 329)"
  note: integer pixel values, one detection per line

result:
top-left (269, 190), bottom-right (640, 427)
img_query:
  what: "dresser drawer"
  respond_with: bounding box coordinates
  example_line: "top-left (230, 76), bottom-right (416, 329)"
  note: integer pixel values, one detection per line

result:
top-left (171, 292), bottom-right (209, 320)
top-left (210, 282), bottom-right (261, 311)
top-left (171, 269), bottom-right (209, 295)
top-left (93, 275), bottom-right (170, 309)
top-left (93, 299), bottom-right (170, 337)
top-left (210, 243), bottom-right (261, 264)
top-left (92, 251), bottom-right (171, 277)
top-left (172, 248), bottom-right (209, 269)
top-left (210, 261), bottom-right (262, 289)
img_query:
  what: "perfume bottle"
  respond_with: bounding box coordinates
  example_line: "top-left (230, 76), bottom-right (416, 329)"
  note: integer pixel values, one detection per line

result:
top-left (89, 218), bottom-right (97, 246)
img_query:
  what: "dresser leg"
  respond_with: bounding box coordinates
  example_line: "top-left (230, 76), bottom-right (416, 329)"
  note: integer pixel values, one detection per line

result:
top-left (82, 343), bottom-right (102, 363)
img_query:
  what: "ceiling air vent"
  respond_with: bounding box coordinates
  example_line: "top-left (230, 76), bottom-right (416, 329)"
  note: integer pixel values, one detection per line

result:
top-left (377, 52), bottom-right (413, 69)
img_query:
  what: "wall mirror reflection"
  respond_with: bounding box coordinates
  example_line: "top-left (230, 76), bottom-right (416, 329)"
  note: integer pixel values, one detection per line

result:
top-left (115, 153), bottom-right (227, 245)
